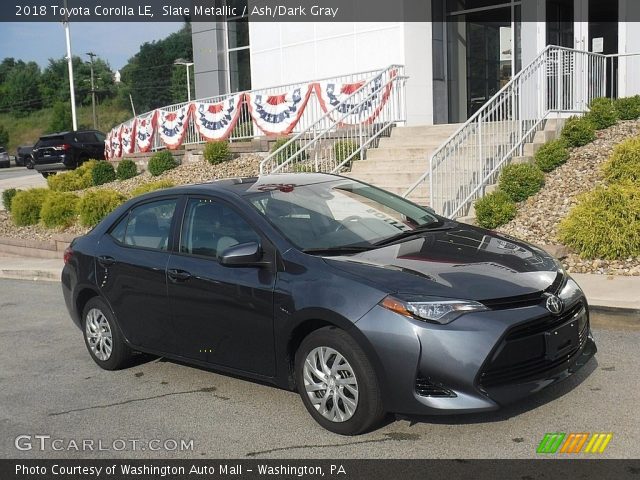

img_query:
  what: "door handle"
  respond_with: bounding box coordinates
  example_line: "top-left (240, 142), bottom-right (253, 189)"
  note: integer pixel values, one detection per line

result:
top-left (98, 255), bottom-right (116, 267)
top-left (168, 269), bottom-right (192, 282)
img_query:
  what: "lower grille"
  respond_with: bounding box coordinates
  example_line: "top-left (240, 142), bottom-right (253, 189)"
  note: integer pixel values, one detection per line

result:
top-left (479, 303), bottom-right (589, 388)
top-left (415, 375), bottom-right (456, 398)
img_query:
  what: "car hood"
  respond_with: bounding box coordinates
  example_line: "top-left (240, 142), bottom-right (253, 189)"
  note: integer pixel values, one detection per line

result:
top-left (323, 224), bottom-right (561, 301)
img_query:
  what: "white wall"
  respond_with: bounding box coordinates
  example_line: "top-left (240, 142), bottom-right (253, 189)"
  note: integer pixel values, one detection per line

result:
top-left (619, 3), bottom-right (640, 96)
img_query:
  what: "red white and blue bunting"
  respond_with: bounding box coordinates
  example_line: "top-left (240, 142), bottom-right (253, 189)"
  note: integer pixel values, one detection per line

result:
top-left (119, 121), bottom-right (136, 156)
top-left (192, 94), bottom-right (243, 141)
top-left (109, 126), bottom-right (122, 159)
top-left (315, 69), bottom-right (397, 125)
top-left (104, 130), bottom-right (112, 160)
top-left (245, 85), bottom-right (313, 136)
top-left (135, 111), bottom-right (156, 153)
top-left (158, 105), bottom-right (192, 149)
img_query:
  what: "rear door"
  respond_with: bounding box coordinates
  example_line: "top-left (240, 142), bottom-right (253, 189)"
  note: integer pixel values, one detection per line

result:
top-left (165, 196), bottom-right (277, 376)
top-left (96, 196), bottom-right (181, 351)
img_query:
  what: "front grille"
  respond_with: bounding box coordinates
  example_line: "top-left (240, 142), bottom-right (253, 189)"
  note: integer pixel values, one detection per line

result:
top-left (479, 302), bottom-right (589, 388)
top-left (415, 375), bottom-right (456, 398)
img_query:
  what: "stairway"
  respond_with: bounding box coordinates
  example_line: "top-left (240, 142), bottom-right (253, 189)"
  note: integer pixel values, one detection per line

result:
top-left (347, 124), bottom-right (461, 205)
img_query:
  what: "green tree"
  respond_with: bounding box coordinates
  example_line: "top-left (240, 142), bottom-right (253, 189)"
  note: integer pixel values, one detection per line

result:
top-left (5, 61), bottom-right (42, 115)
top-left (49, 102), bottom-right (72, 133)
top-left (0, 124), bottom-right (8, 147)
top-left (170, 63), bottom-right (195, 104)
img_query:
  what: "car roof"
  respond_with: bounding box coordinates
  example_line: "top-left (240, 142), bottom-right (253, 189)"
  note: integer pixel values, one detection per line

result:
top-left (39, 129), bottom-right (103, 139)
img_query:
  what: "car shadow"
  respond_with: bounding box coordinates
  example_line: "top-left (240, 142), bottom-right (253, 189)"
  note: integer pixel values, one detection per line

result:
top-left (400, 357), bottom-right (599, 427)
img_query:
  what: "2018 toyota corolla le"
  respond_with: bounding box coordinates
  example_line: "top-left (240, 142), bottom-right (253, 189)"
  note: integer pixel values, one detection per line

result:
top-left (62, 173), bottom-right (596, 435)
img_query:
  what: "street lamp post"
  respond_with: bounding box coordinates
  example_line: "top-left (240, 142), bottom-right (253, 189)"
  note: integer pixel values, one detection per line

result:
top-left (86, 52), bottom-right (97, 129)
top-left (63, 0), bottom-right (77, 130)
top-left (174, 58), bottom-right (194, 102)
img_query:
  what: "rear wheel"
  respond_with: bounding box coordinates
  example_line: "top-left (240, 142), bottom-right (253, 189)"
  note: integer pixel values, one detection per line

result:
top-left (295, 327), bottom-right (384, 435)
top-left (82, 297), bottom-right (132, 370)
top-left (25, 156), bottom-right (34, 169)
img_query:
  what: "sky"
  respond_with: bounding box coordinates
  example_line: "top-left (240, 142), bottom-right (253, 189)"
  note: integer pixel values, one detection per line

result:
top-left (0, 22), bottom-right (184, 71)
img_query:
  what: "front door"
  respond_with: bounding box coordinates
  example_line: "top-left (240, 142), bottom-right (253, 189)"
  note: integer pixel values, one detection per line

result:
top-left (166, 197), bottom-right (277, 376)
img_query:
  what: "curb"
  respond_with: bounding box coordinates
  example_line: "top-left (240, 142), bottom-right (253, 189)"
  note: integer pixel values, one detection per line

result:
top-left (0, 269), bottom-right (60, 282)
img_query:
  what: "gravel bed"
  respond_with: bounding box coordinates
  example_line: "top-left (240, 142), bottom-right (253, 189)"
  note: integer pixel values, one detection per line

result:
top-left (498, 120), bottom-right (640, 276)
top-left (0, 154), bottom-right (264, 242)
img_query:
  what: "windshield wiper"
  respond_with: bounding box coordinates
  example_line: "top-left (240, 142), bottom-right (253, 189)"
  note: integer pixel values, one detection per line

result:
top-left (302, 246), bottom-right (374, 255)
top-left (373, 221), bottom-right (453, 247)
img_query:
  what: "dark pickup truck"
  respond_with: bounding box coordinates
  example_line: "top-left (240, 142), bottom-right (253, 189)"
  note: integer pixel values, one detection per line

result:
top-left (16, 145), bottom-right (34, 168)
top-left (33, 130), bottom-right (106, 177)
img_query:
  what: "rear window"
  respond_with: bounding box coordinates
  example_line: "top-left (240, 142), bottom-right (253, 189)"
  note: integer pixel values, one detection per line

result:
top-left (0, 148), bottom-right (6, 153)
top-left (36, 136), bottom-right (65, 148)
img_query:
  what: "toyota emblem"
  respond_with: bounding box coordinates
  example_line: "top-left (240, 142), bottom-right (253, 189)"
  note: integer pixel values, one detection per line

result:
top-left (545, 295), bottom-right (564, 315)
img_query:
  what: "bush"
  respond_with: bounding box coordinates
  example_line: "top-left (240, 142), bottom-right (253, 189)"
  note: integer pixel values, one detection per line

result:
top-left (130, 180), bottom-right (175, 197)
top-left (147, 150), bottom-right (178, 176)
top-left (77, 190), bottom-right (126, 227)
top-left (588, 97), bottom-right (618, 130)
top-left (10, 188), bottom-right (49, 226)
top-left (203, 141), bottom-right (232, 165)
top-left (474, 191), bottom-right (517, 229)
top-left (92, 161), bottom-right (116, 186)
top-left (534, 139), bottom-right (570, 173)
top-left (561, 116), bottom-right (597, 147)
top-left (498, 163), bottom-right (545, 202)
top-left (40, 191), bottom-right (79, 228)
top-left (558, 184), bottom-right (640, 259)
top-left (614, 95), bottom-right (640, 120)
top-left (47, 160), bottom-right (98, 192)
top-left (2, 188), bottom-right (19, 213)
top-left (116, 159), bottom-right (138, 181)
top-left (602, 137), bottom-right (640, 185)
top-left (270, 137), bottom-right (308, 165)
top-left (334, 140), bottom-right (360, 163)
top-left (0, 124), bottom-right (8, 147)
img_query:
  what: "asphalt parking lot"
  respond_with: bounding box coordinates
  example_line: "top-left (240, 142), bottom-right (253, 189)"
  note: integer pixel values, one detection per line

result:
top-left (1, 279), bottom-right (639, 459)
top-left (0, 167), bottom-right (46, 210)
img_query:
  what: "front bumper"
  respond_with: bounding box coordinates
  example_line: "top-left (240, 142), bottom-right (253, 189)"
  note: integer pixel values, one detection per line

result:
top-left (355, 279), bottom-right (597, 416)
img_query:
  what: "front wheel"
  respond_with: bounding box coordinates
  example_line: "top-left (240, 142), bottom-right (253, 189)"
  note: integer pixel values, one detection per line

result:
top-left (295, 327), bottom-right (385, 435)
top-left (82, 297), bottom-right (132, 370)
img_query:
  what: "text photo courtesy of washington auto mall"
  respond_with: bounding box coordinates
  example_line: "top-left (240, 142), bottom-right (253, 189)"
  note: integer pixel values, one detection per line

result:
top-left (1, 1), bottom-right (640, 479)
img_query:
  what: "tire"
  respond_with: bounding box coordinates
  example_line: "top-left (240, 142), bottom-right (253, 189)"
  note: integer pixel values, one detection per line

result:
top-left (295, 327), bottom-right (385, 435)
top-left (25, 156), bottom-right (34, 169)
top-left (40, 172), bottom-right (51, 178)
top-left (82, 297), bottom-right (133, 370)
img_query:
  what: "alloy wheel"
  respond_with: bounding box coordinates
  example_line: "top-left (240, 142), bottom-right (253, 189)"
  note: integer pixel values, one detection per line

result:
top-left (303, 346), bottom-right (359, 422)
top-left (85, 308), bottom-right (113, 361)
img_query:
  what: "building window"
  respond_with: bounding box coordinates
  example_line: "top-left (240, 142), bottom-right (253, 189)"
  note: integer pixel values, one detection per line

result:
top-left (226, 0), bottom-right (251, 92)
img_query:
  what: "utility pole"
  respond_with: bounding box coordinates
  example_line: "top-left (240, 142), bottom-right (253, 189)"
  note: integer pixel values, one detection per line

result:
top-left (86, 52), bottom-right (98, 129)
top-left (63, 0), bottom-right (77, 130)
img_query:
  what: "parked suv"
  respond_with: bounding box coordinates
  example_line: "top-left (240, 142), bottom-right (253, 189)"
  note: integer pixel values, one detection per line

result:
top-left (33, 130), bottom-right (106, 177)
top-left (0, 147), bottom-right (10, 168)
top-left (16, 145), bottom-right (34, 168)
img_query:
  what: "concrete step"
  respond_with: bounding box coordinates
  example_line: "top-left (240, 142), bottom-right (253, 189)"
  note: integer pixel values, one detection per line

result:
top-left (390, 124), bottom-right (461, 138)
top-left (511, 155), bottom-right (534, 165)
top-left (524, 141), bottom-right (544, 157)
top-left (350, 161), bottom-right (428, 174)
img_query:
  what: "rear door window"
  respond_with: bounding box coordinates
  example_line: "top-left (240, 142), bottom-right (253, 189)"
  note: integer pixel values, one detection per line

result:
top-left (109, 199), bottom-right (178, 251)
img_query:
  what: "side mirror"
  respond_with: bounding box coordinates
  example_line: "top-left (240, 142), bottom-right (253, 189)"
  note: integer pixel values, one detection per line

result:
top-left (220, 242), bottom-right (267, 267)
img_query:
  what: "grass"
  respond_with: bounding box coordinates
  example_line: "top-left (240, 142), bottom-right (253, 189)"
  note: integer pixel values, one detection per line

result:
top-left (0, 100), bottom-right (132, 153)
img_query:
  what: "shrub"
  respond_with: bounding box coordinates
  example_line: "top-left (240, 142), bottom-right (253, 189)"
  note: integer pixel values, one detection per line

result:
top-left (602, 137), bottom-right (640, 185)
top-left (47, 160), bottom-right (98, 192)
top-left (474, 191), bottom-right (517, 229)
top-left (92, 161), bottom-right (116, 186)
top-left (147, 150), bottom-right (178, 176)
top-left (588, 97), bottom-right (618, 130)
top-left (203, 140), bottom-right (232, 165)
top-left (561, 116), bottom-right (597, 147)
top-left (40, 191), bottom-right (79, 228)
top-left (558, 184), bottom-right (640, 259)
top-left (498, 163), bottom-right (545, 202)
top-left (292, 164), bottom-right (315, 173)
top-left (270, 137), bottom-right (308, 165)
top-left (130, 180), bottom-right (175, 197)
top-left (2, 188), bottom-right (19, 213)
top-left (534, 139), bottom-right (570, 173)
top-left (116, 159), bottom-right (138, 181)
top-left (78, 190), bottom-right (126, 227)
top-left (614, 95), bottom-right (640, 120)
top-left (334, 140), bottom-right (360, 164)
top-left (10, 188), bottom-right (49, 226)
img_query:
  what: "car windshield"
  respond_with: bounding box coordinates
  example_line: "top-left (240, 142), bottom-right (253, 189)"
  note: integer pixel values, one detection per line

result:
top-left (247, 179), bottom-right (440, 251)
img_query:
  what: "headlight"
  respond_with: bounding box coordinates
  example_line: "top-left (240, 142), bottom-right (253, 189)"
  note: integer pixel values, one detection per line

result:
top-left (379, 295), bottom-right (487, 325)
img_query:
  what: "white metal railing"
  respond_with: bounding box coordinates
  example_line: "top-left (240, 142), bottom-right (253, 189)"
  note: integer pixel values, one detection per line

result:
top-left (259, 65), bottom-right (407, 175)
top-left (404, 46), bottom-right (608, 219)
top-left (120, 67), bottom-right (401, 153)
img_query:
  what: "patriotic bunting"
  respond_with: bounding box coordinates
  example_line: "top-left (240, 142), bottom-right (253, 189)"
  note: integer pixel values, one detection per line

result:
top-left (158, 105), bottom-right (192, 149)
top-left (136, 111), bottom-right (157, 153)
top-left (104, 130), bottom-right (112, 160)
top-left (315, 69), bottom-right (397, 125)
top-left (110, 126), bottom-right (122, 159)
top-left (120, 121), bottom-right (136, 156)
top-left (192, 94), bottom-right (243, 141)
top-left (245, 85), bottom-right (313, 135)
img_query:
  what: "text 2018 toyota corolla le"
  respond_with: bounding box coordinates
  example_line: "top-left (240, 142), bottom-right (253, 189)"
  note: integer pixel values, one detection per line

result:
top-left (62, 173), bottom-right (596, 435)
